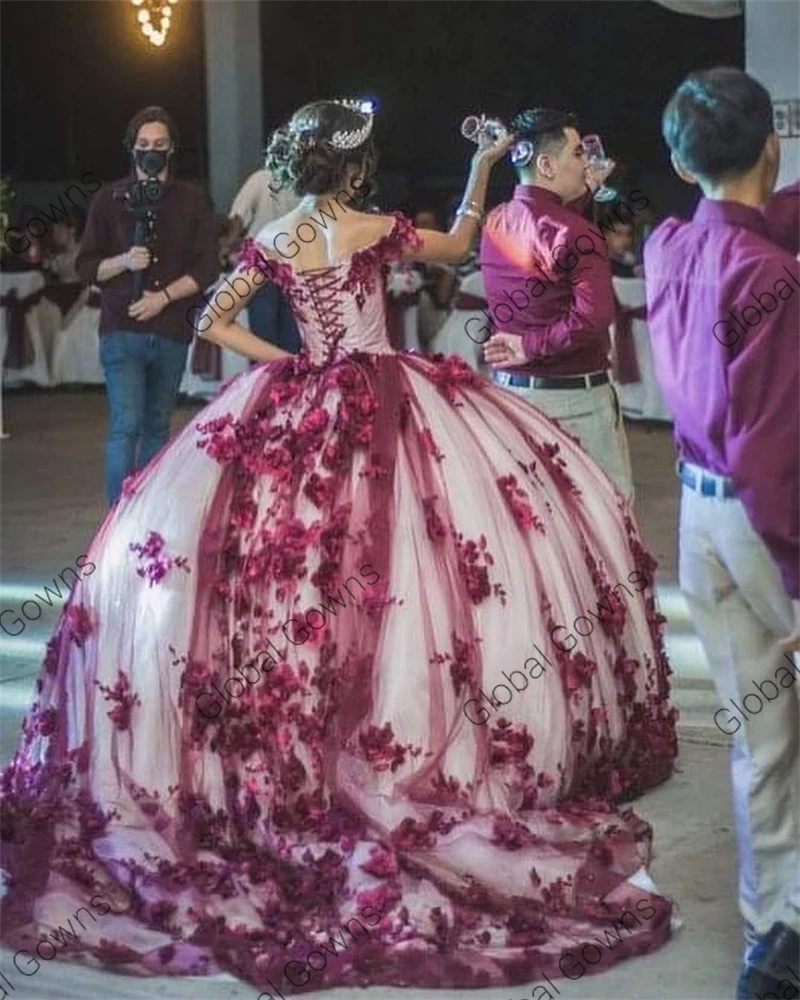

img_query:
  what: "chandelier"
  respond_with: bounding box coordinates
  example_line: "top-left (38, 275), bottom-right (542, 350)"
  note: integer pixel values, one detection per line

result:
top-left (131, 0), bottom-right (178, 48)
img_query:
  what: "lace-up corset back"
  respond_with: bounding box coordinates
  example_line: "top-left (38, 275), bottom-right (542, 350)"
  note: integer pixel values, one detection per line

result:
top-left (238, 212), bottom-right (422, 366)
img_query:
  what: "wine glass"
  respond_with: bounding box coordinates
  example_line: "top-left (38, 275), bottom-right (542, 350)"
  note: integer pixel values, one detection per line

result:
top-left (461, 115), bottom-right (507, 146)
top-left (582, 134), bottom-right (618, 203)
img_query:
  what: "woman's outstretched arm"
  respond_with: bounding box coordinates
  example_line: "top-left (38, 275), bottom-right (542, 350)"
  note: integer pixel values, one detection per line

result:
top-left (197, 264), bottom-right (294, 363)
top-left (406, 132), bottom-right (514, 265)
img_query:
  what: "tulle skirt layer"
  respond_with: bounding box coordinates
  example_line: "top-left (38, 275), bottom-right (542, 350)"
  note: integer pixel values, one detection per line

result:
top-left (0, 352), bottom-right (677, 992)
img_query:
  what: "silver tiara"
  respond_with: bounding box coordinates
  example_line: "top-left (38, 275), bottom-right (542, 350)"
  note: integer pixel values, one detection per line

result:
top-left (289, 99), bottom-right (376, 151)
top-left (329, 99), bottom-right (375, 150)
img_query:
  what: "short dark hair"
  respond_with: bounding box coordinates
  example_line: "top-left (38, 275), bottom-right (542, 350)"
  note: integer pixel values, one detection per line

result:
top-left (53, 206), bottom-right (85, 234)
top-left (662, 67), bottom-right (774, 182)
top-left (510, 107), bottom-right (580, 161)
top-left (123, 105), bottom-right (179, 153)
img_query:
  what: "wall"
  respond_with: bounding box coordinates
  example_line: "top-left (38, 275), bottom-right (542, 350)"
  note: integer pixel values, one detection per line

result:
top-left (746, 0), bottom-right (800, 187)
top-left (202, 0), bottom-right (264, 213)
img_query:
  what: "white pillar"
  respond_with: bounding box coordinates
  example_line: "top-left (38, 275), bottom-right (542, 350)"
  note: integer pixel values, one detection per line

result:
top-left (746, 0), bottom-right (800, 187)
top-left (202, 0), bottom-right (264, 212)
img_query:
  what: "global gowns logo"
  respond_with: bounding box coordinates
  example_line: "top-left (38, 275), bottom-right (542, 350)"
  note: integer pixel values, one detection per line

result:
top-left (192, 564), bottom-right (381, 719)
top-left (714, 653), bottom-right (798, 735)
top-left (0, 555), bottom-right (96, 637)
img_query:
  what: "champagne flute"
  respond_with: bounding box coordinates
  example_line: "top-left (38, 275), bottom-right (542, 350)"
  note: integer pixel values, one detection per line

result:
top-left (582, 134), bottom-right (618, 203)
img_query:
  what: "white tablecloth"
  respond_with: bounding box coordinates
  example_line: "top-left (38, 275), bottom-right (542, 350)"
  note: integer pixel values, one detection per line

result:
top-left (430, 269), bottom-right (486, 371)
top-left (21, 292), bottom-right (250, 399)
top-left (180, 313), bottom-right (250, 399)
top-left (613, 276), bottom-right (672, 423)
top-left (386, 263), bottom-right (421, 352)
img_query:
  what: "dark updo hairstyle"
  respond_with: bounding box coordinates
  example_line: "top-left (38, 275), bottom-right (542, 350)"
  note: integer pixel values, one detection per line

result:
top-left (266, 100), bottom-right (378, 197)
top-left (662, 67), bottom-right (774, 183)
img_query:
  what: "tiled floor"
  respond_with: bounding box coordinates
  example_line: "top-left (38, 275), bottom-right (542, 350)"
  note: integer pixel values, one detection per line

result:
top-left (1, 389), bottom-right (740, 1000)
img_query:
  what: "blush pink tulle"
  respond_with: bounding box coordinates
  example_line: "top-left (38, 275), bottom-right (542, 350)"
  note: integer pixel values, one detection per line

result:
top-left (0, 213), bottom-right (678, 993)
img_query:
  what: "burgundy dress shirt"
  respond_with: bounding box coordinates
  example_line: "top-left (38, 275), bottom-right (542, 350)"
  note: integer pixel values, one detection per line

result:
top-left (763, 180), bottom-right (800, 257)
top-left (645, 196), bottom-right (800, 598)
top-left (76, 174), bottom-right (218, 343)
top-left (480, 185), bottom-right (614, 376)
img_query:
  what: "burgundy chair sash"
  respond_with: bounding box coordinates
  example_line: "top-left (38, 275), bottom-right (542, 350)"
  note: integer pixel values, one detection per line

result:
top-left (612, 297), bottom-right (646, 384)
top-left (42, 281), bottom-right (85, 316)
top-left (0, 287), bottom-right (42, 369)
top-left (390, 291), bottom-right (420, 309)
top-left (384, 290), bottom-right (420, 351)
top-left (191, 336), bottom-right (222, 380)
top-left (453, 291), bottom-right (488, 311)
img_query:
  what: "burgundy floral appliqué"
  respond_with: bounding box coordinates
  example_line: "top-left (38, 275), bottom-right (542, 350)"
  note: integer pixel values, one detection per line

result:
top-left (129, 532), bottom-right (190, 587)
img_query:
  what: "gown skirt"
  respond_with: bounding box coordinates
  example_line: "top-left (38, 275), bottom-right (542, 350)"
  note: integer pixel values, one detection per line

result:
top-left (0, 345), bottom-right (678, 993)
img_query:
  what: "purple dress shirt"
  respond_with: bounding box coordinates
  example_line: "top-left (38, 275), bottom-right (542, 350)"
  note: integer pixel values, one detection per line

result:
top-left (480, 186), bottom-right (614, 376)
top-left (763, 180), bottom-right (800, 257)
top-left (645, 197), bottom-right (800, 598)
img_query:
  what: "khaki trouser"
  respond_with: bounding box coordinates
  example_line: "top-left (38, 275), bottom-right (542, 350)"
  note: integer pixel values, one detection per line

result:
top-left (679, 483), bottom-right (800, 937)
top-left (498, 378), bottom-right (634, 501)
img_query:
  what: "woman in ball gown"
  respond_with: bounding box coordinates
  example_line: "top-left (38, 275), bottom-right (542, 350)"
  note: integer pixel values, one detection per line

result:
top-left (0, 100), bottom-right (678, 994)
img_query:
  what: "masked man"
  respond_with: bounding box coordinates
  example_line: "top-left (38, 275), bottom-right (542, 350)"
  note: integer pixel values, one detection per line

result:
top-left (76, 105), bottom-right (217, 504)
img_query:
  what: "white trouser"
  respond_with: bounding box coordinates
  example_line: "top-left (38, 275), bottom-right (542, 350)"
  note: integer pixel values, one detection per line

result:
top-left (497, 377), bottom-right (634, 500)
top-left (679, 483), bottom-right (800, 937)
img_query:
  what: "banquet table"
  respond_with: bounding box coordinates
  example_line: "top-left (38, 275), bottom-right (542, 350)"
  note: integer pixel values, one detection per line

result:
top-left (612, 276), bottom-right (672, 423)
top-left (180, 312), bottom-right (250, 399)
top-left (7, 282), bottom-right (251, 400)
top-left (431, 268), bottom-right (487, 372)
top-left (1, 269), bottom-right (62, 390)
top-left (0, 262), bottom-right (256, 400)
top-left (385, 262), bottom-right (421, 353)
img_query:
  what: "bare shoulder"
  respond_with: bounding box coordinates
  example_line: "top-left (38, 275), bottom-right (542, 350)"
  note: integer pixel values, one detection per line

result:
top-left (345, 210), bottom-right (397, 240)
top-left (253, 208), bottom-right (396, 258)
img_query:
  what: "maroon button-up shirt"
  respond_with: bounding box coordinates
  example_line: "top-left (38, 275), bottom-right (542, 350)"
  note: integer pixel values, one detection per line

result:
top-left (763, 179), bottom-right (800, 256)
top-left (76, 174), bottom-right (217, 344)
top-left (645, 194), bottom-right (800, 597)
top-left (480, 185), bottom-right (614, 376)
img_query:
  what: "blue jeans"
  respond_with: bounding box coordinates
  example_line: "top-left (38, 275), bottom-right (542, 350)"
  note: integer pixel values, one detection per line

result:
top-left (247, 282), bottom-right (301, 354)
top-left (100, 332), bottom-right (189, 504)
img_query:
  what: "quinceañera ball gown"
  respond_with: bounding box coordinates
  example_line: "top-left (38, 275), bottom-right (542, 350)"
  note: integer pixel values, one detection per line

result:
top-left (0, 213), bottom-right (677, 993)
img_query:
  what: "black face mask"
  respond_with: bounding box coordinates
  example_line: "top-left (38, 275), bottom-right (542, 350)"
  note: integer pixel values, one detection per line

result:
top-left (133, 148), bottom-right (170, 176)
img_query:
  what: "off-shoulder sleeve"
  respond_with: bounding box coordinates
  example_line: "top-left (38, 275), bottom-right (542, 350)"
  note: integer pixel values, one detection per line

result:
top-left (375, 212), bottom-right (424, 262)
top-left (236, 237), bottom-right (274, 277)
top-left (235, 237), bottom-right (294, 294)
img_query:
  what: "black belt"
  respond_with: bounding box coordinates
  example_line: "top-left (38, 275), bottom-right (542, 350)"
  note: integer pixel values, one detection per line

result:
top-left (498, 371), bottom-right (610, 390)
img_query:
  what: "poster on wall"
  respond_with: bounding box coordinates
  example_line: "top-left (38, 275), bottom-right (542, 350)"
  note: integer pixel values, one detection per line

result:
top-left (775, 99), bottom-right (800, 137)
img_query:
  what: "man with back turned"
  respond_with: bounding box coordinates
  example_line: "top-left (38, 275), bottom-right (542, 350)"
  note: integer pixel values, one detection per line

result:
top-left (646, 67), bottom-right (799, 1000)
